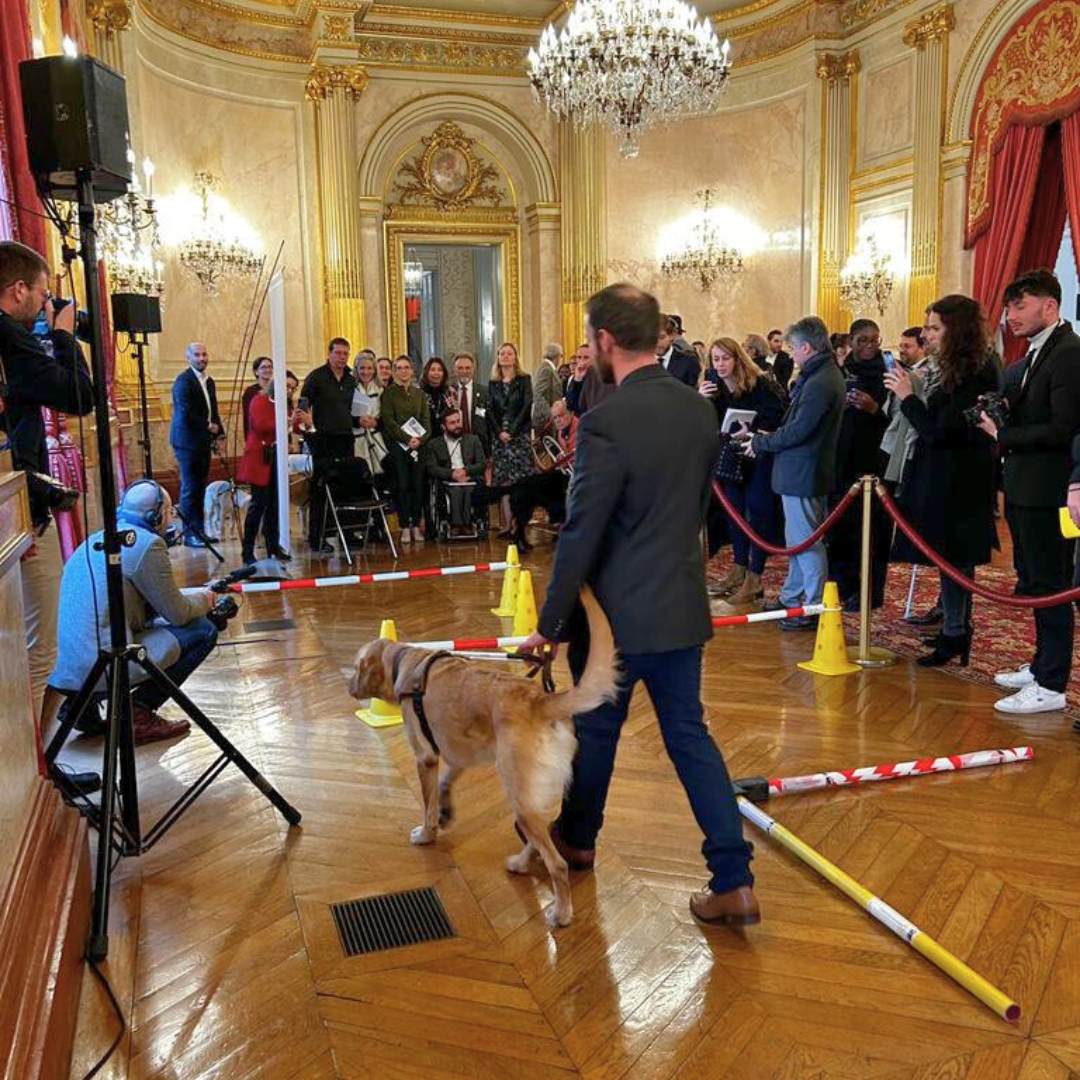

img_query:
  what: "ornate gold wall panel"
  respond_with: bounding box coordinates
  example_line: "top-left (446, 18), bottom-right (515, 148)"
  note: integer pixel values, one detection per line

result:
top-left (816, 50), bottom-right (859, 329)
top-left (558, 122), bottom-right (606, 355)
top-left (905, 4), bottom-right (953, 322)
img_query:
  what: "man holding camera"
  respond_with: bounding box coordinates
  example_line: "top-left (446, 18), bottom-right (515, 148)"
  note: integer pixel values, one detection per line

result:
top-left (169, 341), bottom-right (224, 547)
top-left (50, 480), bottom-right (237, 744)
top-left (0, 241), bottom-right (94, 725)
top-left (980, 270), bottom-right (1080, 714)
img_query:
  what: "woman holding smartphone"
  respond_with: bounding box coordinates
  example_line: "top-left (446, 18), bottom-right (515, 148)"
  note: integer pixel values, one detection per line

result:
top-left (381, 354), bottom-right (431, 545)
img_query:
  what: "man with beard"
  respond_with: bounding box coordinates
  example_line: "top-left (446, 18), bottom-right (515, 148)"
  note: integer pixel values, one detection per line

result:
top-left (518, 283), bottom-right (758, 927)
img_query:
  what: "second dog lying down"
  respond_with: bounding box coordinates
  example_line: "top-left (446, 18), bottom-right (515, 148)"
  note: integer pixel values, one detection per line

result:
top-left (348, 587), bottom-right (617, 927)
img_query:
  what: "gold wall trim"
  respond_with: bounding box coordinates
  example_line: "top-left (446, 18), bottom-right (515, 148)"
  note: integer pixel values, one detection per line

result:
top-left (852, 155), bottom-right (913, 181)
top-left (383, 218), bottom-right (522, 358)
top-left (370, 3), bottom-right (545, 28)
top-left (360, 20), bottom-right (538, 45)
top-left (143, 0), bottom-right (311, 29)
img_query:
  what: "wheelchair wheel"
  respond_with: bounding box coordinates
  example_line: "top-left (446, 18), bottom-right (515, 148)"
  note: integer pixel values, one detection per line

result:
top-left (438, 518), bottom-right (451, 542)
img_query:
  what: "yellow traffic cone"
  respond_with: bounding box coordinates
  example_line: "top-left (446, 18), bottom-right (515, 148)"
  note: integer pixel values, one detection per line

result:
top-left (797, 582), bottom-right (860, 676)
top-left (356, 618), bottom-right (404, 727)
top-left (505, 569), bottom-right (538, 650)
top-left (491, 544), bottom-right (521, 616)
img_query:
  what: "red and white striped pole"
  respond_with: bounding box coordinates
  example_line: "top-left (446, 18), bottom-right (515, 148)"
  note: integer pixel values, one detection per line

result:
top-left (183, 560), bottom-right (508, 596)
top-left (736, 746), bottom-right (1033, 802)
top-left (404, 603), bottom-right (827, 652)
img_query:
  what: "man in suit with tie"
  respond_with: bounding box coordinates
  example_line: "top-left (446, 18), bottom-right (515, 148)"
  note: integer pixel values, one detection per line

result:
top-left (767, 328), bottom-right (794, 389)
top-left (980, 270), bottom-right (1080, 714)
top-left (451, 352), bottom-right (491, 458)
top-left (519, 283), bottom-right (758, 927)
top-left (169, 341), bottom-right (223, 547)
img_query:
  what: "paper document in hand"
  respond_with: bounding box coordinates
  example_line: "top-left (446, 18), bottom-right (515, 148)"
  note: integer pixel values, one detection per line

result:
top-left (351, 390), bottom-right (375, 417)
top-left (402, 417), bottom-right (427, 439)
top-left (721, 408), bottom-right (757, 435)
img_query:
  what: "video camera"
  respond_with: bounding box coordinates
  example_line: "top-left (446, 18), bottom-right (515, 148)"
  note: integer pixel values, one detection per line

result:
top-left (962, 391), bottom-right (1010, 431)
top-left (203, 565), bottom-right (255, 630)
top-left (30, 297), bottom-right (92, 343)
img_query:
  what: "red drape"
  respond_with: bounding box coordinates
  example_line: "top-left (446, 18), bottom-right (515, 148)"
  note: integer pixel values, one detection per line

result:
top-left (972, 124), bottom-right (1047, 337)
top-left (1063, 113), bottom-right (1080, 279)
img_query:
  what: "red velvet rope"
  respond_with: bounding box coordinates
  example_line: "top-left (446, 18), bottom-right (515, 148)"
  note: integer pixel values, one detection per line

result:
top-left (876, 481), bottom-right (1080, 609)
top-left (711, 479), bottom-right (860, 556)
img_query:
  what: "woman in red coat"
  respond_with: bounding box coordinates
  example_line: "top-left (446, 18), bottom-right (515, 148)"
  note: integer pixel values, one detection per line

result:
top-left (237, 384), bottom-right (287, 563)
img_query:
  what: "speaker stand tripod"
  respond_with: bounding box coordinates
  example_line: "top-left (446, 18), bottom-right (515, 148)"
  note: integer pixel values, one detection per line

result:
top-left (45, 168), bottom-right (300, 961)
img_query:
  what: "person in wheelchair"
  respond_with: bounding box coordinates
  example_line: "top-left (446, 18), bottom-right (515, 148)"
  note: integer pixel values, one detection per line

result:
top-left (425, 407), bottom-right (487, 538)
top-left (49, 480), bottom-right (234, 746)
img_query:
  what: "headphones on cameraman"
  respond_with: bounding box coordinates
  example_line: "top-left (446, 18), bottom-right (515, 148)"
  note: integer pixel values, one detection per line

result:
top-left (118, 479), bottom-right (166, 530)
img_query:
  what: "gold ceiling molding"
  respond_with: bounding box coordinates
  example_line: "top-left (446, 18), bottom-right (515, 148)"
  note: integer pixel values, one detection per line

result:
top-left (370, 2), bottom-right (545, 28)
top-left (965, 0), bottom-right (1080, 244)
top-left (393, 122), bottom-right (508, 210)
top-left (360, 20), bottom-right (538, 45)
top-left (840, 0), bottom-right (895, 27)
top-left (144, 0), bottom-right (311, 29)
top-left (89, 0), bottom-right (133, 33)
top-left (903, 3), bottom-right (954, 47)
top-left (355, 35), bottom-right (524, 73)
top-left (305, 62), bottom-right (368, 98)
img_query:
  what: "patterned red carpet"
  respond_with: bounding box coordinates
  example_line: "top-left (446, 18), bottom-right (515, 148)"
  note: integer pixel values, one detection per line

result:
top-left (706, 547), bottom-right (1080, 716)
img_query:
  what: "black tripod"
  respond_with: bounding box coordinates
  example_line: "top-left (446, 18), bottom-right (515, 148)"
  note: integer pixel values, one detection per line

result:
top-left (43, 169), bottom-right (300, 961)
top-left (131, 330), bottom-right (154, 479)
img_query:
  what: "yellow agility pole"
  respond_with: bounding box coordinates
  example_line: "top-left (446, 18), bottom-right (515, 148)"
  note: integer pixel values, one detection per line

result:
top-left (737, 797), bottom-right (1020, 1023)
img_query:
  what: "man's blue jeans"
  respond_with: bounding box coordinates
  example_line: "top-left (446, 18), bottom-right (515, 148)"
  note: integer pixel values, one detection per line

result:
top-left (557, 646), bottom-right (754, 894)
top-left (779, 494), bottom-right (827, 606)
top-left (134, 617), bottom-right (218, 711)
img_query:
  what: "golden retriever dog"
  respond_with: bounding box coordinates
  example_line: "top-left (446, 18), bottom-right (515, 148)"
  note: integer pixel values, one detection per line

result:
top-left (348, 587), bottom-right (617, 927)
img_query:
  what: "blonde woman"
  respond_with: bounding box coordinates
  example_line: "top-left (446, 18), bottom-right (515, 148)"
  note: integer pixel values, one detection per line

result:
top-left (352, 351), bottom-right (388, 481)
top-left (701, 337), bottom-right (787, 604)
top-left (381, 354), bottom-right (431, 544)
top-left (488, 342), bottom-right (535, 534)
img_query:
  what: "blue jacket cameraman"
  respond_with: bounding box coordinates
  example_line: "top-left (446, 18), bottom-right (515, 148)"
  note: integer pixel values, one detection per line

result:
top-left (0, 240), bottom-right (93, 725)
top-left (50, 480), bottom-right (237, 745)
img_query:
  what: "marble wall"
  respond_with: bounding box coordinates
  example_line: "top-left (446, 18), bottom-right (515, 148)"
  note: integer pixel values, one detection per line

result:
top-left (604, 90), bottom-right (811, 345)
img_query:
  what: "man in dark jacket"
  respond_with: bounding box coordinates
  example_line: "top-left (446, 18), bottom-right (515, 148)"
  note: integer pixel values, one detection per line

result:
top-left (0, 241), bottom-right (94, 725)
top-left (656, 313), bottom-right (700, 386)
top-left (743, 316), bottom-right (845, 629)
top-left (519, 283), bottom-right (757, 928)
top-left (982, 270), bottom-right (1080, 714)
top-left (767, 328), bottom-right (794, 389)
top-left (169, 341), bottom-right (223, 546)
top-left (424, 407), bottom-right (486, 530)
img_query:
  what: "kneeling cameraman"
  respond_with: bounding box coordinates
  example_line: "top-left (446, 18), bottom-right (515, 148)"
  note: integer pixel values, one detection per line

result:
top-left (50, 480), bottom-right (239, 745)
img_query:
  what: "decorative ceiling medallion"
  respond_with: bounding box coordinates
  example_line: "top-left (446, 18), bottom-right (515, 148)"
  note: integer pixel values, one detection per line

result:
top-left (393, 122), bottom-right (505, 211)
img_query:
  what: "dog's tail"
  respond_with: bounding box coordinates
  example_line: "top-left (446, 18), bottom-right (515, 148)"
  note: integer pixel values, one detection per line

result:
top-left (541, 586), bottom-right (618, 722)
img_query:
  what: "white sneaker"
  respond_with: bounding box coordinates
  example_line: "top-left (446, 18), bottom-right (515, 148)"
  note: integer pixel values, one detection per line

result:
top-left (994, 663), bottom-right (1034, 689)
top-left (412, 526), bottom-right (425, 543)
top-left (994, 682), bottom-right (1067, 714)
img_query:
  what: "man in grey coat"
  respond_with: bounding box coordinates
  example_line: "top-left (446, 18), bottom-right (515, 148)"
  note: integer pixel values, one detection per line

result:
top-left (50, 480), bottom-right (229, 744)
top-left (532, 342), bottom-right (563, 431)
top-left (739, 316), bottom-right (845, 629)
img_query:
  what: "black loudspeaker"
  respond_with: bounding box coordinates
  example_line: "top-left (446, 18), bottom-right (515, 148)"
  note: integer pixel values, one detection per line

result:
top-left (111, 293), bottom-right (162, 335)
top-left (18, 55), bottom-right (130, 203)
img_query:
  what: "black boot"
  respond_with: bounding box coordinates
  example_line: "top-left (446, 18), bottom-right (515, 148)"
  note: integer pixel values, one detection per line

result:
top-left (916, 631), bottom-right (971, 668)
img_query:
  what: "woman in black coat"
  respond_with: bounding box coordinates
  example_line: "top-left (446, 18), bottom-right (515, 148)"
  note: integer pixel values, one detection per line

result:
top-left (700, 337), bottom-right (788, 604)
top-left (885, 294), bottom-right (999, 667)
top-left (487, 342), bottom-right (535, 534)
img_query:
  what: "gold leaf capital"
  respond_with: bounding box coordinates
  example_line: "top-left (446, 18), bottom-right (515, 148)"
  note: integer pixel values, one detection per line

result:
top-left (305, 64), bottom-right (369, 101)
top-left (816, 49), bottom-right (859, 83)
top-left (904, 4), bottom-right (955, 48)
top-left (88, 0), bottom-right (132, 34)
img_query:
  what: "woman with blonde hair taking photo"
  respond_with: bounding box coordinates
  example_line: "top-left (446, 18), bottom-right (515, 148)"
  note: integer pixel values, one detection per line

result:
top-left (701, 336), bottom-right (788, 604)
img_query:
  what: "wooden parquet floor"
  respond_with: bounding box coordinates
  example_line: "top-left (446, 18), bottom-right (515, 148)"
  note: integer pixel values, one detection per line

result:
top-left (64, 535), bottom-right (1080, 1080)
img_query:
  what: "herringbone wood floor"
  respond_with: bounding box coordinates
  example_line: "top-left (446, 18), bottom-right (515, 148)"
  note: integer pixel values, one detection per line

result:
top-left (64, 534), bottom-right (1080, 1080)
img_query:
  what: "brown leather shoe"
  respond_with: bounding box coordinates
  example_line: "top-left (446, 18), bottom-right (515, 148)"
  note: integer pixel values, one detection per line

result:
top-left (689, 885), bottom-right (760, 926)
top-left (513, 820), bottom-right (596, 870)
top-left (132, 706), bottom-right (191, 746)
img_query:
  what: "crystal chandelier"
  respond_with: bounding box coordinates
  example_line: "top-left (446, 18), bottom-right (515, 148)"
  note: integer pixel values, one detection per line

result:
top-left (403, 253), bottom-right (424, 297)
top-left (97, 151), bottom-right (164, 297)
top-left (173, 172), bottom-right (262, 296)
top-left (527, 0), bottom-right (732, 158)
top-left (658, 189), bottom-right (763, 290)
top-left (839, 234), bottom-right (895, 317)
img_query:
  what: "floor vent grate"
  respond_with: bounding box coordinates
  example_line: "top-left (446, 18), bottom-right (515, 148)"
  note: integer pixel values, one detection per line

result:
top-left (330, 887), bottom-right (455, 957)
top-left (242, 618), bottom-right (296, 632)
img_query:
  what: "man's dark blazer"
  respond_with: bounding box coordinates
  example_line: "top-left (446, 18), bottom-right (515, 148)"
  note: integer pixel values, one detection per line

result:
top-left (752, 351), bottom-right (845, 497)
top-left (424, 433), bottom-right (486, 481)
top-left (771, 350), bottom-right (794, 390)
top-left (537, 364), bottom-right (715, 655)
top-left (1000, 321), bottom-right (1080, 507)
top-left (169, 366), bottom-right (223, 452)
top-left (664, 349), bottom-right (700, 387)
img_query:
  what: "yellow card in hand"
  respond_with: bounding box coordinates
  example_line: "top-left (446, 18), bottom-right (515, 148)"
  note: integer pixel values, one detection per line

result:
top-left (1060, 506), bottom-right (1080, 539)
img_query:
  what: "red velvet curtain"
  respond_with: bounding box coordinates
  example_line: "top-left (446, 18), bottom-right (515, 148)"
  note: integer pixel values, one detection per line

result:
top-left (972, 123), bottom-right (1047, 336)
top-left (1063, 113), bottom-right (1080, 279)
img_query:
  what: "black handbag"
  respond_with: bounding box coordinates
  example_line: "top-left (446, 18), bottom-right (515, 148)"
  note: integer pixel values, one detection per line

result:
top-left (261, 443), bottom-right (274, 465)
top-left (713, 434), bottom-right (747, 485)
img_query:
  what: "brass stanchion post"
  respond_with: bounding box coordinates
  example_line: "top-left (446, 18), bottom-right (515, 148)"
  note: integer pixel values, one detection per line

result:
top-left (850, 474), bottom-right (894, 667)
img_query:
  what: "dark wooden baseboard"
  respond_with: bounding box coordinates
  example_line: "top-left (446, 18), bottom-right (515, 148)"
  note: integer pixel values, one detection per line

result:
top-left (0, 782), bottom-right (90, 1080)
top-left (152, 457), bottom-right (240, 503)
